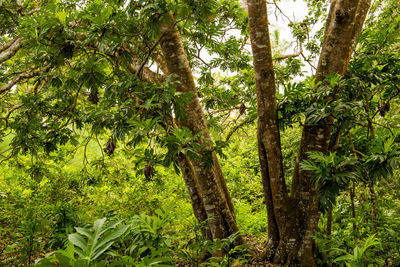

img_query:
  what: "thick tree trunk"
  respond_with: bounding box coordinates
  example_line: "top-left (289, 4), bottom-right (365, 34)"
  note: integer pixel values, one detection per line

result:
top-left (177, 153), bottom-right (212, 240)
top-left (159, 13), bottom-right (241, 244)
top-left (247, 0), bottom-right (371, 265)
top-left (121, 52), bottom-right (213, 238)
top-left (290, 0), bottom-right (371, 265)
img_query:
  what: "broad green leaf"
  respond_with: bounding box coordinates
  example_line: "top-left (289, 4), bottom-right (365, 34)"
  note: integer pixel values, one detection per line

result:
top-left (68, 233), bottom-right (88, 253)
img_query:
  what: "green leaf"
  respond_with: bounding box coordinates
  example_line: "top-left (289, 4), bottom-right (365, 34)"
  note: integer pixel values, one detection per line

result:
top-left (68, 233), bottom-right (88, 253)
top-left (75, 227), bottom-right (95, 241)
top-left (55, 11), bottom-right (67, 24)
top-left (334, 254), bottom-right (354, 262)
top-left (93, 218), bottom-right (107, 233)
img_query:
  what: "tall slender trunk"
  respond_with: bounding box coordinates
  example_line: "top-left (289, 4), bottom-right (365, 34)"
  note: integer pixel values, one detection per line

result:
top-left (326, 127), bottom-right (342, 236)
top-left (247, 0), bottom-right (371, 265)
top-left (247, 0), bottom-right (286, 261)
top-left (159, 13), bottom-right (241, 244)
top-left (326, 208), bottom-right (332, 235)
top-left (368, 181), bottom-right (378, 235)
top-left (350, 181), bottom-right (357, 230)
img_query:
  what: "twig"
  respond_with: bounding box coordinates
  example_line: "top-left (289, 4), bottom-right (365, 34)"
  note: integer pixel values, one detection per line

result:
top-left (0, 65), bottom-right (51, 95)
top-left (83, 131), bottom-right (94, 166)
top-left (95, 133), bottom-right (105, 164)
top-left (225, 117), bottom-right (256, 142)
top-left (268, 0), bottom-right (294, 24)
top-left (135, 34), bottom-right (165, 78)
top-left (0, 103), bottom-right (24, 130)
top-left (56, 82), bottom-right (84, 131)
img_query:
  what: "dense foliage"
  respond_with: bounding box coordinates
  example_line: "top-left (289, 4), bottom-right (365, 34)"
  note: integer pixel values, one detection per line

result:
top-left (0, 0), bottom-right (399, 266)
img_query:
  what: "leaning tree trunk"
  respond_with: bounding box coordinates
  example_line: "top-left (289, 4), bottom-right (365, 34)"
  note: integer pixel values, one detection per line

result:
top-left (159, 13), bottom-right (241, 245)
top-left (247, 0), bottom-right (371, 265)
top-left (177, 153), bottom-right (213, 240)
top-left (120, 52), bottom-right (213, 240)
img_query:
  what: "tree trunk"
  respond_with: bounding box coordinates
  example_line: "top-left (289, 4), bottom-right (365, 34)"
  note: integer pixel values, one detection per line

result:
top-left (247, 0), bottom-right (286, 261)
top-left (120, 52), bottom-right (214, 239)
top-left (326, 208), bottom-right (332, 236)
top-left (177, 153), bottom-right (212, 240)
top-left (247, 0), bottom-right (371, 265)
top-left (326, 127), bottom-right (342, 236)
top-left (290, 0), bottom-right (371, 265)
top-left (368, 181), bottom-right (378, 235)
top-left (159, 13), bottom-right (241, 244)
top-left (350, 181), bottom-right (357, 230)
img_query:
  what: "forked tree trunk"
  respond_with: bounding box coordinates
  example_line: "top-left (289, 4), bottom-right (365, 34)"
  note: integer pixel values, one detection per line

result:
top-left (247, 0), bottom-right (371, 265)
top-left (290, 0), bottom-right (371, 265)
top-left (159, 13), bottom-right (241, 244)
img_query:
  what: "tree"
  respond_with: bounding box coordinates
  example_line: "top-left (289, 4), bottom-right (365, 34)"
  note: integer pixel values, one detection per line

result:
top-left (1, 0), bottom-right (398, 265)
top-left (158, 12), bottom-right (241, 244)
top-left (0, 0), bottom-right (245, 249)
top-left (247, 0), bottom-right (371, 265)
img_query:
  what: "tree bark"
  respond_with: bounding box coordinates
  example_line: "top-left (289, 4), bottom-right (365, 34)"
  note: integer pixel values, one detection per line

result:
top-left (247, 0), bottom-right (371, 265)
top-left (121, 51), bottom-right (212, 240)
top-left (368, 181), bottom-right (378, 235)
top-left (290, 0), bottom-right (371, 265)
top-left (159, 13), bottom-right (241, 244)
top-left (177, 153), bottom-right (212, 240)
top-left (326, 208), bottom-right (332, 235)
top-left (349, 181), bottom-right (356, 231)
top-left (0, 37), bottom-right (22, 64)
top-left (247, 0), bottom-right (288, 262)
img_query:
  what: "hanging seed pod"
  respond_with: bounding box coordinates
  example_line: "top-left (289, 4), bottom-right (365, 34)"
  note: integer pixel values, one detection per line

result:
top-left (239, 103), bottom-right (246, 115)
top-left (379, 102), bottom-right (390, 118)
top-left (144, 161), bottom-right (155, 181)
top-left (104, 137), bottom-right (116, 156)
top-left (88, 88), bottom-right (99, 105)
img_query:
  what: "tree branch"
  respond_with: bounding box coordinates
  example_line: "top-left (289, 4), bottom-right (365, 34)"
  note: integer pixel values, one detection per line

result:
top-left (0, 65), bottom-right (51, 95)
top-left (225, 116), bottom-right (255, 142)
top-left (154, 53), bottom-right (169, 75)
top-left (120, 44), bottom-right (166, 83)
top-left (0, 38), bottom-right (19, 53)
top-left (0, 38), bottom-right (22, 64)
top-left (274, 41), bottom-right (303, 60)
top-left (135, 34), bottom-right (165, 78)
top-left (0, 103), bottom-right (24, 130)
